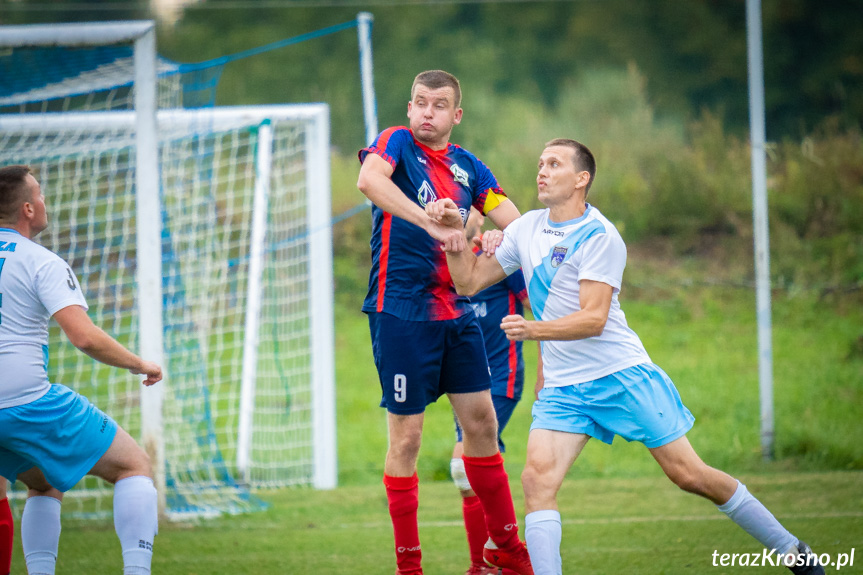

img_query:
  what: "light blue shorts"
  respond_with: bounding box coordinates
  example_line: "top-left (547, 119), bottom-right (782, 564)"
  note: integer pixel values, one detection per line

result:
top-left (0, 384), bottom-right (118, 492)
top-left (531, 363), bottom-right (695, 448)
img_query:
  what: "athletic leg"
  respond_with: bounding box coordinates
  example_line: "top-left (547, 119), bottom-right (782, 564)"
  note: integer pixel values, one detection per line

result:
top-left (0, 480), bottom-right (12, 575)
top-left (88, 426), bottom-right (157, 575)
top-left (385, 412), bottom-right (424, 575)
top-left (450, 391), bottom-right (517, 546)
top-left (451, 391), bottom-right (533, 574)
top-left (452, 440), bottom-right (490, 573)
top-left (17, 468), bottom-right (63, 575)
top-left (521, 429), bottom-right (589, 575)
top-left (651, 437), bottom-right (812, 560)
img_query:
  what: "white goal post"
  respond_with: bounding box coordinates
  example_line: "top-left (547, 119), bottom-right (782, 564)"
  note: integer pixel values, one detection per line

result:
top-left (2, 19), bottom-right (338, 520)
top-left (0, 104), bottom-right (337, 517)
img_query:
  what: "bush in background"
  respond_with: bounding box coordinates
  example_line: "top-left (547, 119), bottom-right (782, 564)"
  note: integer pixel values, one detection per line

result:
top-left (332, 65), bottom-right (862, 295)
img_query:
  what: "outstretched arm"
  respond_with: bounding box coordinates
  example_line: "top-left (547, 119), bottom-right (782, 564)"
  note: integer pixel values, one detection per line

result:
top-left (357, 153), bottom-right (466, 252)
top-left (53, 305), bottom-right (163, 386)
top-left (500, 279), bottom-right (613, 342)
top-left (426, 198), bottom-right (508, 295)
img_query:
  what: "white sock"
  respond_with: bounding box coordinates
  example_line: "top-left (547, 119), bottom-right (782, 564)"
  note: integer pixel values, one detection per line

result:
top-left (525, 509), bottom-right (562, 575)
top-left (718, 480), bottom-right (798, 554)
top-left (21, 496), bottom-right (62, 575)
top-left (113, 476), bottom-right (158, 575)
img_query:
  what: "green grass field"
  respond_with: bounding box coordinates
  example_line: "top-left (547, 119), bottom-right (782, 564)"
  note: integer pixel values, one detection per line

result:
top-left (9, 472), bottom-right (862, 573)
top-left (9, 268), bottom-right (863, 574)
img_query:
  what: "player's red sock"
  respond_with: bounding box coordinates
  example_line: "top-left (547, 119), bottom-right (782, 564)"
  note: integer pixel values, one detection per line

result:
top-left (462, 494), bottom-right (488, 567)
top-left (462, 453), bottom-right (521, 551)
top-left (0, 497), bottom-right (12, 575)
top-left (383, 473), bottom-right (422, 575)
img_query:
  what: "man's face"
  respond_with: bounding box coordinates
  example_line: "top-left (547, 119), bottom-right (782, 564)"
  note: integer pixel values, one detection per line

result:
top-left (536, 145), bottom-right (582, 208)
top-left (25, 174), bottom-right (48, 236)
top-left (407, 84), bottom-right (463, 149)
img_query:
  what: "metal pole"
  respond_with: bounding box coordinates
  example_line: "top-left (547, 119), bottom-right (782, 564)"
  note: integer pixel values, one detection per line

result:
top-left (746, 0), bottom-right (774, 461)
top-left (134, 23), bottom-right (168, 512)
top-left (237, 120), bottom-right (273, 484)
top-left (307, 107), bottom-right (337, 489)
top-left (357, 12), bottom-right (378, 146)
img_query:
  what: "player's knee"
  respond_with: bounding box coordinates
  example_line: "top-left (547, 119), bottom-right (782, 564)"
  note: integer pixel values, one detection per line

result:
top-left (521, 461), bottom-right (547, 495)
top-left (388, 433), bottom-right (422, 463)
top-left (106, 445), bottom-right (153, 484)
top-left (133, 448), bottom-right (153, 479)
top-left (459, 414), bottom-right (497, 445)
top-left (27, 486), bottom-right (63, 501)
top-left (18, 467), bottom-right (58, 497)
top-left (668, 467), bottom-right (706, 495)
top-left (450, 457), bottom-right (472, 492)
top-left (521, 463), bottom-right (559, 511)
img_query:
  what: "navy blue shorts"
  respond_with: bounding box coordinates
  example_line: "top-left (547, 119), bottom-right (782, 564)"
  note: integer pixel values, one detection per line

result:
top-left (454, 394), bottom-right (519, 452)
top-left (368, 312), bottom-right (492, 415)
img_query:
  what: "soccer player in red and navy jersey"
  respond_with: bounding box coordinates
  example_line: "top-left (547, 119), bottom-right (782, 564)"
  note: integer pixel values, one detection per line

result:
top-left (357, 70), bottom-right (533, 575)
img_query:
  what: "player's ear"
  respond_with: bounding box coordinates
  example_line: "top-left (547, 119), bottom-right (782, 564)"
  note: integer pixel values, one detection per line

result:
top-left (407, 100), bottom-right (412, 118)
top-left (452, 107), bottom-right (463, 125)
top-left (577, 170), bottom-right (591, 191)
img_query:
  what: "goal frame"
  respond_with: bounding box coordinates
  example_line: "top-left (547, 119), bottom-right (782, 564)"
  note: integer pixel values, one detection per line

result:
top-left (0, 20), bottom-right (338, 513)
top-left (0, 20), bottom-right (167, 509)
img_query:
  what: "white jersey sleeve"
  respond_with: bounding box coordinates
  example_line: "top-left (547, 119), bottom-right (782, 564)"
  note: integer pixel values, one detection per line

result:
top-left (494, 216), bottom-right (525, 276)
top-left (34, 252), bottom-right (88, 317)
top-left (577, 225), bottom-right (626, 291)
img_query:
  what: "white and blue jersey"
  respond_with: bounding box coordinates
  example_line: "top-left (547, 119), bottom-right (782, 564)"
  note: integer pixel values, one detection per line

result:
top-left (494, 205), bottom-right (651, 387)
top-left (494, 206), bottom-right (694, 447)
top-left (0, 227), bottom-right (118, 490)
top-left (0, 228), bottom-right (88, 409)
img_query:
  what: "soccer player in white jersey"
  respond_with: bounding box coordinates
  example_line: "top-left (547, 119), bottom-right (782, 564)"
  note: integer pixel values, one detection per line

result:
top-left (0, 165), bottom-right (162, 575)
top-left (425, 140), bottom-right (824, 575)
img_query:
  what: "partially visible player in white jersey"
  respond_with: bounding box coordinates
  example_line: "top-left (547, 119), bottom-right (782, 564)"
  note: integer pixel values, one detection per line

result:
top-left (425, 140), bottom-right (824, 575)
top-left (0, 165), bottom-right (162, 575)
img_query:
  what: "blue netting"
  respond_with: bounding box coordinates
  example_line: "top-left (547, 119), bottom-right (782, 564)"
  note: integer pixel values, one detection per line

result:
top-left (0, 18), bottom-right (359, 111)
top-left (0, 45), bottom-right (133, 99)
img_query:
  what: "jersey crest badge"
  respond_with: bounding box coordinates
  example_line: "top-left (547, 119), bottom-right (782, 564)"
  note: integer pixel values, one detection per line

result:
top-left (417, 180), bottom-right (437, 206)
top-left (450, 163), bottom-right (469, 186)
top-left (551, 246), bottom-right (568, 268)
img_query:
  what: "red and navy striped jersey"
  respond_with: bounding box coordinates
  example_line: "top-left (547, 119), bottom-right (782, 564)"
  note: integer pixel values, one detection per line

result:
top-left (358, 126), bottom-right (507, 321)
top-left (469, 251), bottom-right (527, 400)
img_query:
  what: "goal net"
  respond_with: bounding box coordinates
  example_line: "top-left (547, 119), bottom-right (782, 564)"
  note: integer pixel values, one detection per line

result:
top-left (0, 23), bottom-right (336, 519)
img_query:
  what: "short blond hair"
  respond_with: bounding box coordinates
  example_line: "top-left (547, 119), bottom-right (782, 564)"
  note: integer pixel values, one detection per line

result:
top-left (411, 70), bottom-right (462, 108)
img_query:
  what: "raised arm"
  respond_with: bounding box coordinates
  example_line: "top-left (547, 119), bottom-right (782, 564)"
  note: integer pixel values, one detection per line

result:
top-left (500, 279), bottom-right (613, 342)
top-left (53, 305), bottom-right (163, 386)
top-left (485, 199), bottom-right (520, 230)
top-left (357, 153), bottom-right (466, 252)
top-left (426, 198), bottom-right (508, 295)
top-left (445, 243), bottom-right (509, 296)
